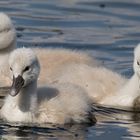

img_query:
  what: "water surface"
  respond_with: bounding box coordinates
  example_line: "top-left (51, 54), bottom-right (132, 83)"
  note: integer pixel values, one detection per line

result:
top-left (1, 0), bottom-right (140, 139)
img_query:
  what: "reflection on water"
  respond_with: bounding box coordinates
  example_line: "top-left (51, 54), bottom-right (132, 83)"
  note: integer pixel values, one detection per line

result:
top-left (0, 118), bottom-right (91, 140)
top-left (1, 102), bottom-right (140, 140)
top-left (92, 106), bottom-right (140, 140)
top-left (1, 0), bottom-right (140, 139)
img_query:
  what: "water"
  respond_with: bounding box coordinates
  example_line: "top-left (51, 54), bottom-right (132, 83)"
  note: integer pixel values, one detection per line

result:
top-left (0, 0), bottom-right (140, 139)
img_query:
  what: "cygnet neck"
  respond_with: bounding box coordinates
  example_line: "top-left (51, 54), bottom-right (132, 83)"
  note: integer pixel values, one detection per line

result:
top-left (16, 79), bottom-right (38, 112)
top-left (0, 39), bottom-right (15, 54)
top-left (101, 72), bottom-right (140, 108)
top-left (126, 73), bottom-right (140, 92)
top-left (118, 73), bottom-right (140, 105)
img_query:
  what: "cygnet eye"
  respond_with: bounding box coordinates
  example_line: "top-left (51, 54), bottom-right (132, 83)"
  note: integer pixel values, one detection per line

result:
top-left (23, 66), bottom-right (30, 72)
top-left (137, 61), bottom-right (140, 66)
top-left (10, 67), bottom-right (12, 71)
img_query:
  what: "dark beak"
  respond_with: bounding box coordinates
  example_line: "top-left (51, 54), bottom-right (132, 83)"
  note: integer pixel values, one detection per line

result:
top-left (10, 75), bottom-right (24, 97)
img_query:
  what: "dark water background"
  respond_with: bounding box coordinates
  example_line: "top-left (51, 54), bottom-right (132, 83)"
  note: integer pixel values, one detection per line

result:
top-left (1, 0), bottom-right (140, 139)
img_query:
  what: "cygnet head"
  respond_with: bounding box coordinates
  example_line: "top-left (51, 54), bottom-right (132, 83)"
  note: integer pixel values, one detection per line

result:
top-left (9, 48), bottom-right (40, 96)
top-left (0, 12), bottom-right (16, 50)
top-left (133, 44), bottom-right (140, 78)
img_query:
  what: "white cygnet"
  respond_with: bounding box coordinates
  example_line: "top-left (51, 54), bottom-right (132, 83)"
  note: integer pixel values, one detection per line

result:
top-left (0, 13), bottom-right (96, 87)
top-left (0, 48), bottom-right (95, 124)
top-left (100, 44), bottom-right (140, 108)
top-left (0, 13), bottom-right (16, 86)
top-left (56, 44), bottom-right (140, 109)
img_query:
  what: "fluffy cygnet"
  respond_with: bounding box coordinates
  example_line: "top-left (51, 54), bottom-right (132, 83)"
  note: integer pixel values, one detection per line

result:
top-left (0, 13), bottom-right (16, 86)
top-left (56, 44), bottom-right (140, 109)
top-left (0, 13), bottom-right (96, 87)
top-left (100, 44), bottom-right (140, 108)
top-left (0, 48), bottom-right (95, 124)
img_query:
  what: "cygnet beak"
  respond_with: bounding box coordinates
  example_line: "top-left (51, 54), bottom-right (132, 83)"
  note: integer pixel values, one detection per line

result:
top-left (10, 75), bottom-right (24, 96)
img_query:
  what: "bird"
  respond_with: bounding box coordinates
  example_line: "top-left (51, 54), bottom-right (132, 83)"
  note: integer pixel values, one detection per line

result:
top-left (0, 48), bottom-right (96, 124)
top-left (0, 12), bottom-right (16, 86)
top-left (0, 12), bottom-right (138, 110)
top-left (100, 44), bottom-right (140, 108)
top-left (0, 14), bottom-right (96, 87)
top-left (55, 44), bottom-right (140, 109)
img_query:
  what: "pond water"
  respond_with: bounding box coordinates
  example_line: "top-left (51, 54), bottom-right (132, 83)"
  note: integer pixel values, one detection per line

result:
top-left (1, 0), bottom-right (140, 139)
